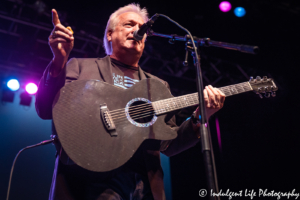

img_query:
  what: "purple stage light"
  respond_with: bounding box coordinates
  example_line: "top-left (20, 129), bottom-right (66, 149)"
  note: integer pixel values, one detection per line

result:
top-left (25, 83), bottom-right (38, 94)
top-left (215, 117), bottom-right (222, 151)
top-left (219, 1), bottom-right (232, 12)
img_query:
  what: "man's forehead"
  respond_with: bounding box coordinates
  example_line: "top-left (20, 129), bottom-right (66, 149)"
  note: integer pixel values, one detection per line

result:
top-left (117, 12), bottom-right (144, 24)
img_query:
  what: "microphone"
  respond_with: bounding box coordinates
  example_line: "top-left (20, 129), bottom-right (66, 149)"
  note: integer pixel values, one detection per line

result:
top-left (133, 14), bottom-right (159, 41)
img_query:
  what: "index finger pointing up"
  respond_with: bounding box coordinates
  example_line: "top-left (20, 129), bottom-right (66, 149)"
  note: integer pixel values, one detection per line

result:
top-left (52, 9), bottom-right (61, 26)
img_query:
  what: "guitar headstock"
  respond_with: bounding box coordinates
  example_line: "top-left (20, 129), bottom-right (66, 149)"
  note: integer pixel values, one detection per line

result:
top-left (249, 76), bottom-right (278, 98)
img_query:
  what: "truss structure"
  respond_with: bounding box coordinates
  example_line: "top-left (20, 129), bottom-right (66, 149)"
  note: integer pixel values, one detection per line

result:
top-left (0, 0), bottom-right (279, 102)
top-left (0, 0), bottom-right (104, 78)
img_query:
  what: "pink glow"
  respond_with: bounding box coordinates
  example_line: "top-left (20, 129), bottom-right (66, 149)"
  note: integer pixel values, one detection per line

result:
top-left (219, 1), bottom-right (232, 12)
top-left (25, 83), bottom-right (38, 94)
top-left (215, 117), bottom-right (222, 151)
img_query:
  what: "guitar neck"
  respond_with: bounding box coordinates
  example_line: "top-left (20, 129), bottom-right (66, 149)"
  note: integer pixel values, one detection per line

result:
top-left (153, 81), bottom-right (253, 115)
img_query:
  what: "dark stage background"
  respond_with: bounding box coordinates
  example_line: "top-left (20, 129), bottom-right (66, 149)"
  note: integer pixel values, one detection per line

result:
top-left (0, 0), bottom-right (299, 199)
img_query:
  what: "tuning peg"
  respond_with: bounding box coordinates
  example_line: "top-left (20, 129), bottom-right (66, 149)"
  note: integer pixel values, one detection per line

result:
top-left (258, 93), bottom-right (263, 99)
top-left (263, 76), bottom-right (268, 81)
top-left (271, 91), bottom-right (276, 97)
top-left (273, 86), bottom-right (278, 90)
top-left (265, 87), bottom-right (270, 92)
top-left (264, 93), bottom-right (270, 98)
top-left (249, 76), bottom-right (253, 81)
top-left (258, 87), bottom-right (262, 93)
top-left (256, 76), bottom-right (261, 81)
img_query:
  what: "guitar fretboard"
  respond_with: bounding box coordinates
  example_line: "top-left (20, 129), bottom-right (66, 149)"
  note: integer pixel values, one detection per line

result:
top-left (152, 82), bottom-right (252, 115)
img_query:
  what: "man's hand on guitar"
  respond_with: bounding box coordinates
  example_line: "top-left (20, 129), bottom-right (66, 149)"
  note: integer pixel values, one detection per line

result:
top-left (193, 85), bottom-right (225, 132)
top-left (48, 9), bottom-right (74, 77)
top-left (204, 85), bottom-right (225, 118)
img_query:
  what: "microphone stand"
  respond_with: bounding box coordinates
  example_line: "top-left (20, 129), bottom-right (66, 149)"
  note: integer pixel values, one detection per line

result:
top-left (148, 30), bottom-right (259, 54)
top-left (148, 28), bottom-right (258, 200)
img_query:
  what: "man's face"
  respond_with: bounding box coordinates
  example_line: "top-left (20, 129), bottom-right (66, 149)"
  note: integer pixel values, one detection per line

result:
top-left (108, 12), bottom-right (146, 56)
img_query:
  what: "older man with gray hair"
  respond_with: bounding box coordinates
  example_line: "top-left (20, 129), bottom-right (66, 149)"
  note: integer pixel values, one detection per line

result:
top-left (36, 3), bottom-right (225, 200)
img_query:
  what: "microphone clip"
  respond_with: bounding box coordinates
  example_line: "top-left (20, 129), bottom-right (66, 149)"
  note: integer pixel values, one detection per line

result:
top-left (133, 14), bottom-right (160, 41)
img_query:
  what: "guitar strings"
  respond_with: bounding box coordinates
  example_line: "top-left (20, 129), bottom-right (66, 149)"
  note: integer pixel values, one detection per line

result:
top-left (110, 83), bottom-right (251, 120)
top-left (111, 106), bottom-right (154, 120)
top-left (114, 90), bottom-right (242, 124)
top-left (113, 90), bottom-right (244, 124)
top-left (113, 111), bottom-right (156, 124)
top-left (110, 103), bottom-right (152, 116)
top-left (109, 82), bottom-right (251, 116)
top-left (109, 83), bottom-right (252, 121)
top-left (110, 92), bottom-right (198, 118)
top-left (220, 86), bottom-right (251, 93)
top-left (112, 93), bottom-right (205, 122)
top-left (110, 93), bottom-right (197, 119)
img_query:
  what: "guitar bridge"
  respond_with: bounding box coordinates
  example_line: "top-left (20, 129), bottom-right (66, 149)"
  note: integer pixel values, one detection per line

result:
top-left (100, 104), bottom-right (117, 137)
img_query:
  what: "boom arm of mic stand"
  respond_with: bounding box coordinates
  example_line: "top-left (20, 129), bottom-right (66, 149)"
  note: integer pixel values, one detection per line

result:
top-left (204, 39), bottom-right (260, 54)
top-left (147, 30), bottom-right (259, 54)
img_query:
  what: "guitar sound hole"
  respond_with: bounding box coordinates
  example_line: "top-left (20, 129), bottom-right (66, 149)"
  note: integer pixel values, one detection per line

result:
top-left (129, 101), bottom-right (154, 123)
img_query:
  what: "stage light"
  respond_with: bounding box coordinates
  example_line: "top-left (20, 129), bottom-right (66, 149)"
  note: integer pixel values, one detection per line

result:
top-left (25, 83), bottom-right (38, 94)
top-left (219, 1), bottom-right (232, 12)
top-left (234, 7), bottom-right (246, 17)
top-left (7, 79), bottom-right (20, 91)
top-left (20, 92), bottom-right (32, 106)
top-left (1, 89), bottom-right (14, 103)
top-left (2, 80), bottom-right (18, 103)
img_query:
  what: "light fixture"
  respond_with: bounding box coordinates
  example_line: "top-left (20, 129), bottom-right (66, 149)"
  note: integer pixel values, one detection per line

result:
top-left (234, 7), bottom-right (246, 17)
top-left (7, 79), bottom-right (20, 91)
top-left (219, 1), bottom-right (232, 12)
top-left (25, 83), bottom-right (38, 95)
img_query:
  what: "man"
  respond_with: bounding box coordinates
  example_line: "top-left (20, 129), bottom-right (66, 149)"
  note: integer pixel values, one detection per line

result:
top-left (35, 3), bottom-right (225, 200)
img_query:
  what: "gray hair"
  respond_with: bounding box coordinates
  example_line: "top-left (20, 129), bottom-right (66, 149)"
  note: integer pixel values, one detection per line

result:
top-left (103, 3), bottom-right (149, 55)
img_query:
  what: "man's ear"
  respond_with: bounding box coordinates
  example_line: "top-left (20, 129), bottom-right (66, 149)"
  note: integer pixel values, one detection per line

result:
top-left (107, 30), bottom-right (112, 42)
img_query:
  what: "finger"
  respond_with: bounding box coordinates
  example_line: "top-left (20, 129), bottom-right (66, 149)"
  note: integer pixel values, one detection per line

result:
top-left (206, 86), bottom-right (216, 108)
top-left (50, 30), bottom-right (74, 41)
top-left (217, 89), bottom-right (225, 107)
top-left (49, 38), bottom-right (69, 45)
top-left (203, 88), bottom-right (210, 107)
top-left (53, 24), bottom-right (73, 36)
top-left (208, 85), bottom-right (220, 104)
top-left (52, 9), bottom-right (61, 26)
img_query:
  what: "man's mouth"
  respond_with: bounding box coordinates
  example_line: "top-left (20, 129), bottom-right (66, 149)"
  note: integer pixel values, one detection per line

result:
top-left (127, 38), bottom-right (138, 43)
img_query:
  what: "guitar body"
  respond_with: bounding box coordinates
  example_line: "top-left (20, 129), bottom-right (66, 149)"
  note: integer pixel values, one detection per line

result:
top-left (53, 79), bottom-right (178, 172)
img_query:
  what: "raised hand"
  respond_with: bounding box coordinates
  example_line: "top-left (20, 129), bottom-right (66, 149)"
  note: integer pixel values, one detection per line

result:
top-left (48, 9), bottom-right (74, 76)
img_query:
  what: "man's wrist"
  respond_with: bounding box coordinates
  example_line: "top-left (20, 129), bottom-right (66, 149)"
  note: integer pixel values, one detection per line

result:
top-left (51, 57), bottom-right (68, 77)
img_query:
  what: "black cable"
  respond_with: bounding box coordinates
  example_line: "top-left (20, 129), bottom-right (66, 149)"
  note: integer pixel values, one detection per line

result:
top-left (6, 138), bottom-right (55, 200)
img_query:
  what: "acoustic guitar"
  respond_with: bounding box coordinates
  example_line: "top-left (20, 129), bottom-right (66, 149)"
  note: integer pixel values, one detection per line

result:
top-left (53, 76), bottom-right (277, 172)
